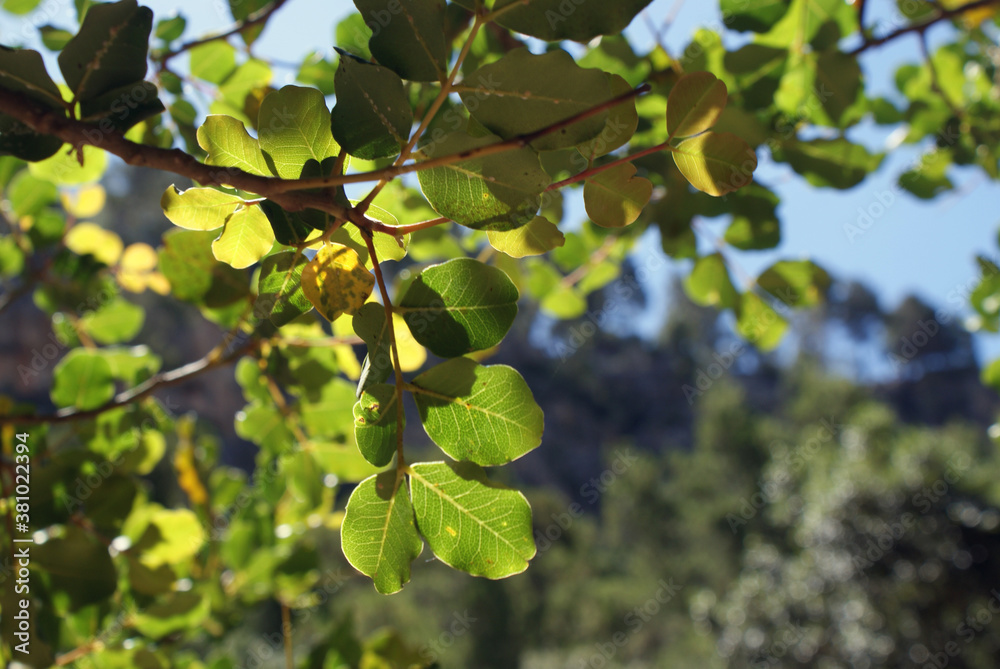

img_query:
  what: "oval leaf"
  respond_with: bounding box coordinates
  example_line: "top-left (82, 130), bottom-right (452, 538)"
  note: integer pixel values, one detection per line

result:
top-left (301, 243), bottom-right (375, 322)
top-left (160, 186), bottom-right (243, 231)
top-left (51, 349), bottom-right (115, 410)
top-left (255, 251), bottom-right (312, 328)
top-left (398, 258), bottom-right (518, 358)
top-left (672, 131), bottom-right (757, 196)
top-left (667, 71), bottom-right (728, 139)
top-left (417, 130), bottom-right (550, 231)
top-left (411, 358), bottom-right (543, 466)
top-left (409, 461), bottom-right (535, 579)
top-left (583, 163), bottom-right (653, 228)
top-left (341, 471), bottom-right (423, 594)
top-left (487, 216), bottom-right (565, 258)
top-left (210, 204), bottom-right (275, 269)
top-left (354, 384), bottom-right (401, 467)
top-left (258, 85), bottom-right (339, 179)
top-left (330, 51), bottom-right (413, 160)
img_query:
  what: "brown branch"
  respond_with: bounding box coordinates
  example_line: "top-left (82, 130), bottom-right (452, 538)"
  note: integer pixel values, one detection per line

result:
top-left (849, 0), bottom-right (1000, 55)
top-left (0, 87), bottom-right (353, 223)
top-left (1, 337), bottom-right (260, 426)
top-left (274, 83), bottom-right (653, 193)
top-left (157, 0), bottom-right (292, 67)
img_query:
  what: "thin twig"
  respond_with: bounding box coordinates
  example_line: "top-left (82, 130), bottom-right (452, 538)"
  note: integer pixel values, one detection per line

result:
top-left (157, 0), bottom-right (291, 67)
top-left (2, 337), bottom-right (260, 426)
top-left (849, 0), bottom-right (1000, 55)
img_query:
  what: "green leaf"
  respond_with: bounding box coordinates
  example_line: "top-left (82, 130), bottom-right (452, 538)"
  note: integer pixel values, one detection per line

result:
top-left (133, 592), bottom-right (210, 639)
top-left (33, 525), bottom-right (117, 609)
top-left (341, 471), bottom-right (423, 594)
top-left (757, 259), bottom-right (830, 307)
top-left (684, 253), bottom-right (740, 309)
top-left (354, 384), bottom-right (401, 467)
top-left (227, 0), bottom-right (270, 45)
top-left (409, 461), bottom-right (535, 578)
top-left (211, 204), bottom-right (275, 269)
top-left (136, 508), bottom-right (206, 568)
top-left (160, 186), bottom-right (243, 231)
top-left (458, 0), bottom-right (652, 42)
top-left (258, 85), bottom-right (340, 179)
top-left (58, 0), bottom-right (153, 103)
top-left (411, 358), bottom-right (543, 466)
top-left (197, 114), bottom-right (271, 177)
top-left (100, 345), bottom-right (161, 385)
top-left (736, 292), bottom-right (788, 351)
top-left (329, 203), bottom-right (407, 269)
top-left (2, 0), bottom-right (42, 15)
top-left (672, 131), bottom-right (757, 196)
top-left (0, 47), bottom-right (63, 109)
top-left (813, 50), bottom-right (862, 126)
top-left (81, 297), bottom-right (144, 344)
top-left (51, 349), bottom-right (115, 410)
top-left (721, 0), bottom-right (791, 32)
top-left (459, 48), bottom-right (613, 151)
top-left (158, 229), bottom-right (248, 305)
top-left (336, 12), bottom-right (372, 61)
top-left (255, 251), bottom-right (312, 328)
top-left (724, 184), bottom-right (781, 250)
top-left (7, 172), bottom-right (57, 216)
top-left (259, 200), bottom-right (318, 246)
top-left (757, 0), bottom-right (842, 50)
top-left (487, 216), bottom-right (565, 258)
top-left (154, 15), bottom-right (186, 42)
top-left (899, 148), bottom-right (953, 199)
top-left (302, 243), bottom-right (375, 322)
top-left (330, 51), bottom-right (412, 160)
top-left (584, 163), bottom-right (653, 228)
top-left (774, 138), bottom-right (883, 189)
top-left (417, 130), bottom-right (550, 230)
top-left (78, 80), bottom-right (164, 133)
top-left (28, 144), bottom-right (107, 185)
top-left (236, 402), bottom-right (295, 453)
top-left (296, 52), bottom-right (337, 95)
top-left (398, 258), bottom-right (518, 358)
top-left (189, 40), bottom-right (237, 84)
top-left (577, 74), bottom-right (639, 159)
top-left (354, 303), bottom-right (394, 394)
top-left (666, 71), bottom-right (728, 139)
top-left (0, 49), bottom-right (65, 160)
top-left (353, 0), bottom-right (448, 82)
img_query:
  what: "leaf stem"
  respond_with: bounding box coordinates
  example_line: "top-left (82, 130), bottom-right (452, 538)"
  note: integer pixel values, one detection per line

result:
top-left (355, 11), bottom-right (485, 215)
top-left (848, 0), bottom-right (1000, 55)
top-left (1, 336), bottom-right (260, 426)
top-left (156, 0), bottom-right (291, 69)
top-left (361, 232), bottom-right (407, 471)
top-left (547, 139), bottom-right (671, 191)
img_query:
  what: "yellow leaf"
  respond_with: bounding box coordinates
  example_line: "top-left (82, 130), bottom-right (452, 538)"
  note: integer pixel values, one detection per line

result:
top-left (333, 345), bottom-right (362, 380)
top-left (60, 184), bottom-right (106, 218)
top-left (392, 313), bottom-right (427, 372)
top-left (118, 243), bottom-right (159, 293)
top-left (938, 0), bottom-right (997, 26)
top-left (211, 205), bottom-right (275, 269)
top-left (301, 244), bottom-right (375, 322)
top-left (65, 222), bottom-right (123, 265)
top-left (174, 443), bottom-right (208, 506)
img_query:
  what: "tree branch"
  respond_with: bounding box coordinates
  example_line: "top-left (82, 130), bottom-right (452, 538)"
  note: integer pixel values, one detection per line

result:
top-left (849, 0), bottom-right (1000, 55)
top-left (1, 337), bottom-right (260, 426)
top-left (0, 87), bottom-right (353, 222)
top-left (156, 0), bottom-right (291, 67)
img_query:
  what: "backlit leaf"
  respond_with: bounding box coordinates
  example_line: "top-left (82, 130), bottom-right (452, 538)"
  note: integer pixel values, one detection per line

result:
top-left (353, 0), bottom-right (448, 81)
top-left (211, 204), bottom-right (275, 269)
top-left (411, 357), bottom-right (543, 466)
top-left (341, 471), bottom-right (423, 594)
top-left (417, 130), bottom-right (550, 230)
top-left (258, 85), bottom-right (339, 179)
top-left (667, 71), bottom-right (728, 139)
top-left (409, 461), bottom-right (535, 578)
top-left (488, 216), bottom-right (565, 258)
top-left (354, 384), bottom-right (401, 467)
top-left (398, 258), bottom-right (518, 358)
top-left (672, 131), bottom-right (757, 196)
top-left (51, 349), bottom-right (115, 410)
top-left (160, 185), bottom-right (243, 231)
top-left (302, 243), bottom-right (375, 321)
top-left (584, 163), bottom-right (652, 228)
top-left (197, 114), bottom-right (271, 177)
top-left (256, 251), bottom-right (312, 328)
top-left (684, 252), bottom-right (740, 309)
